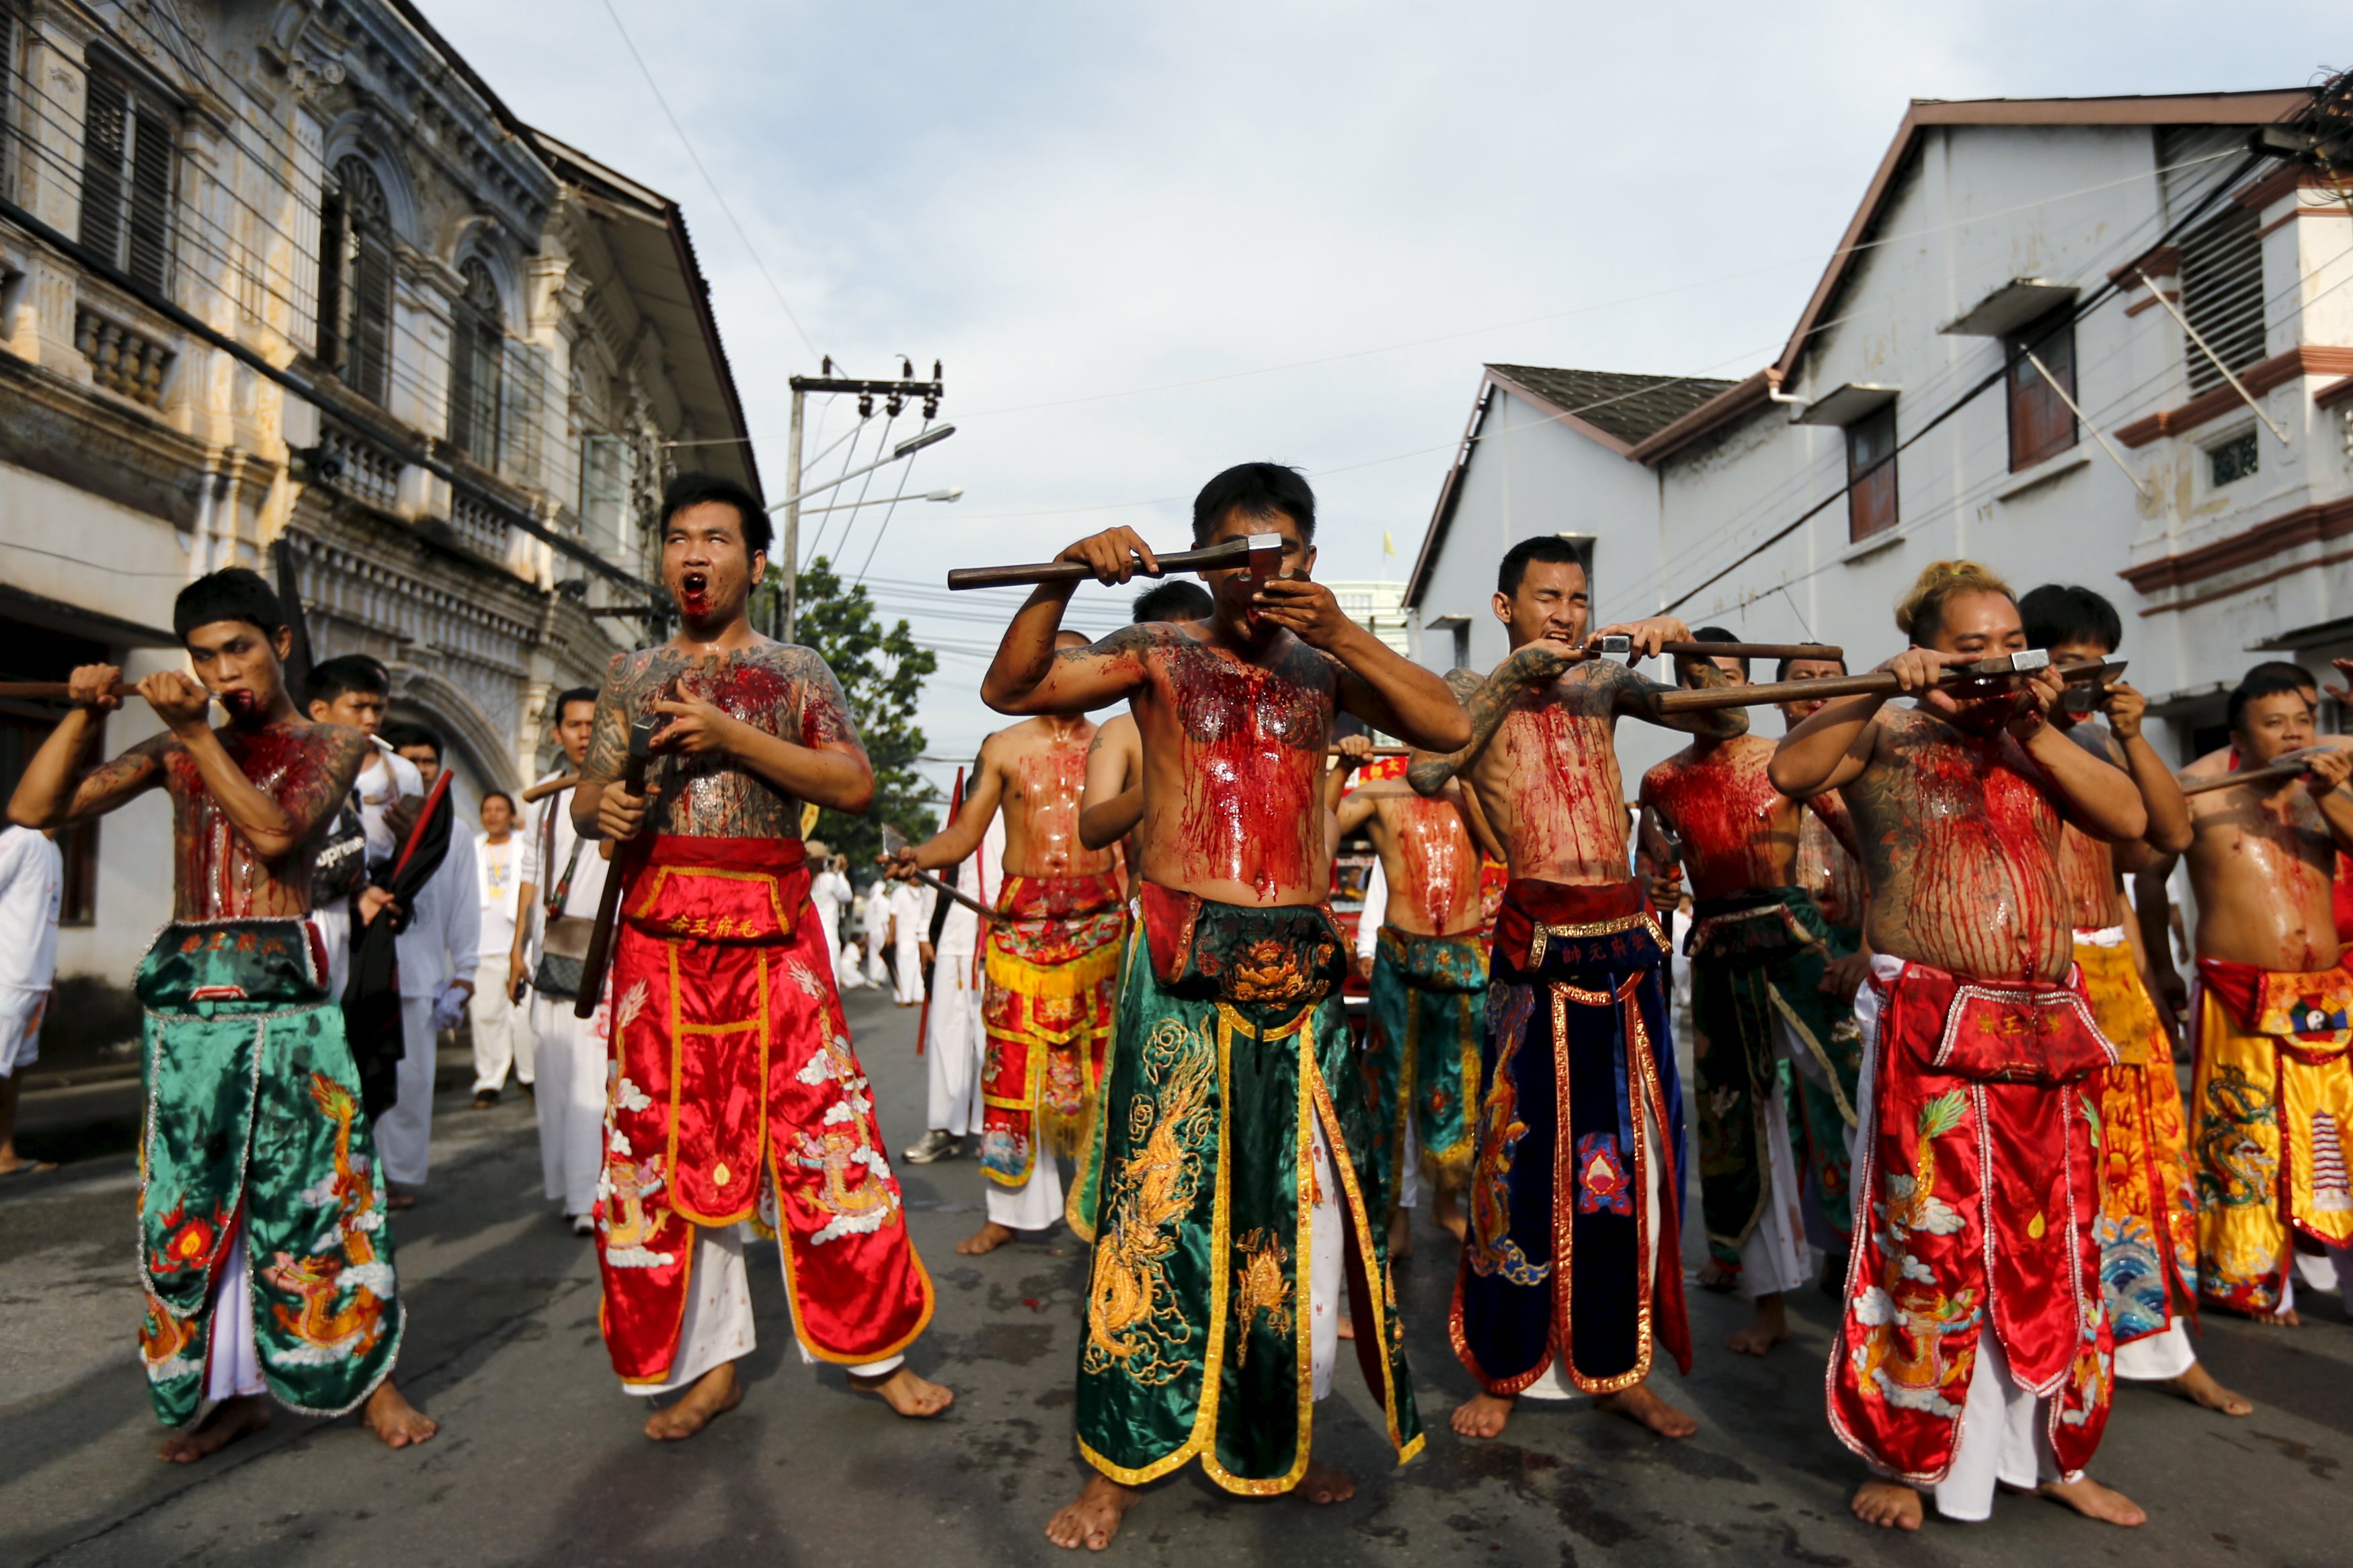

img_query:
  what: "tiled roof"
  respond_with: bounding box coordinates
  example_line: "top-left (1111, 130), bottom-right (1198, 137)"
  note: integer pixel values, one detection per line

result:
top-left (1486, 364), bottom-right (1739, 448)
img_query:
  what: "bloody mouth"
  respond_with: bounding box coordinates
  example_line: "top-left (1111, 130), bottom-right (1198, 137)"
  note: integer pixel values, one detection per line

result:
top-left (679, 572), bottom-right (710, 614)
top-left (221, 689), bottom-right (257, 718)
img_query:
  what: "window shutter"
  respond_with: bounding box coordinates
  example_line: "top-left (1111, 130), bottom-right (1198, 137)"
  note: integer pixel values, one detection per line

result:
top-left (447, 310), bottom-right (475, 454)
top-left (350, 229), bottom-right (390, 404)
top-left (315, 183), bottom-right (346, 368)
top-left (0, 11), bottom-right (19, 204)
top-left (2005, 313), bottom-right (2077, 471)
top-left (2180, 206), bottom-right (2264, 393)
top-left (126, 107), bottom-right (172, 292)
top-left (79, 73), bottom-right (126, 267)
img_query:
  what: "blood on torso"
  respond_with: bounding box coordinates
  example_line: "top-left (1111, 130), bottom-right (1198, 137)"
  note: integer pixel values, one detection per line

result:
top-left (1132, 629), bottom-right (1330, 906)
top-left (1369, 787), bottom-right (1482, 934)
top-left (2184, 778), bottom-right (2342, 972)
top-left (1467, 667), bottom-right (1628, 886)
top-left (1000, 718), bottom-right (1114, 878)
top-left (1845, 710), bottom-right (2071, 982)
top-left (2055, 823), bottom-right (2122, 932)
top-left (616, 643), bottom-right (852, 839)
top-left (164, 723), bottom-right (340, 919)
top-left (1640, 735), bottom-right (1798, 902)
top-left (1796, 797), bottom-right (1865, 930)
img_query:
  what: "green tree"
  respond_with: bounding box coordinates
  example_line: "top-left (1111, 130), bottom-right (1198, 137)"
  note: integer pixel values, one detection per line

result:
top-left (758, 555), bottom-right (939, 870)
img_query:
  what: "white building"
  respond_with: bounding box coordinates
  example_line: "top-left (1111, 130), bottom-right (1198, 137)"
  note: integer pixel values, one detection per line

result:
top-left (1324, 577), bottom-right (1410, 657)
top-left (1404, 89), bottom-right (2342, 786)
top-left (0, 0), bottom-right (758, 977)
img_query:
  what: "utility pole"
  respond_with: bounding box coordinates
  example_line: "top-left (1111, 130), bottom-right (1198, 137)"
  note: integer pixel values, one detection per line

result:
top-left (781, 361), bottom-right (945, 644)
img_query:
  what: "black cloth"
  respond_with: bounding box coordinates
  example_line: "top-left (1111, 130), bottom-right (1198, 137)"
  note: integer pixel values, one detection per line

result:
top-left (346, 768), bottom-right (454, 1122)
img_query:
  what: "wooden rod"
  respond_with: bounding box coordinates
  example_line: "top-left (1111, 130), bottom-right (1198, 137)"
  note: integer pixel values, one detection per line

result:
top-left (947, 532), bottom-right (1282, 591)
top-left (520, 773), bottom-right (578, 804)
top-left (1654, 654), bottom-right (2106, 714)
top-left (1651, 642), bottom-right (1843, 661)
top-left (2179, 748), bottom-right (2344, 796)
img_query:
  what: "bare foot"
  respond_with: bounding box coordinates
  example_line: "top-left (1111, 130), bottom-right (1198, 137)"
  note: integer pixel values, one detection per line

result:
top-left (957, 1221), bottom-right (1018, 1255)
top-left (1387, 1208), bottom-right (1413, 1260)
top-left (2256, 1306), bottom-right (2301, 1327)
top-left (385, 1189), bottom-right (416, 1212)
top-left (1724, 1292), bottom-right (1791, 1356)
top-left (360, 1378), bottom-right (438, 1448)
top-left (1696, 1259), bottom-right (1739, 1294)
top-left (2166, 1362), bottom-right (2253, 1417)
top-left (1337, 1315), bottom-right (1356, 1341)
top-left (0, 1154), bottom-right (56, 1175)
top-left (1850, 1478), bottom-right (1923, 1530)
top-left (850, 1364), bottom-right (954, 1418)
top-left (1298, 1458), bottom-right (1355, 1504)
top-left (1433, 1188), bottom-right (1468, 1243)
top-left (1045, 1473), bottom-right (1141, 1551)
top-left (1450, 1390), bottom-right (1515, 1439)
top-left (645, 1362), bottom-right (742, 1440)
top-left (157, 1393), bottom-right (271, 1464)
top-left (2040, 1475), bottom-right (2146, 1526)
top-left (1595, 1380), bottom-right (1697, 1439)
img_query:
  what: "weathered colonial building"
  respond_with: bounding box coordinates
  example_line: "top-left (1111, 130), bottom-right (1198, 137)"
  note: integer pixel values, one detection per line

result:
top-left (1405, 89), bottom-right (2345, 786)
top-left (0, 0), bottom-right (758, 977)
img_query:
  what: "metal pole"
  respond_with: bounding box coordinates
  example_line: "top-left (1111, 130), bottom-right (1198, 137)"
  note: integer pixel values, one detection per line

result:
top-left (781, 382), bottom-right (805, 644)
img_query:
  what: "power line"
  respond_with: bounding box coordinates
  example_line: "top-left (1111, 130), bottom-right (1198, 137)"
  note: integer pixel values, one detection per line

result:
top-left (600, 0), bottom-right (822, 362)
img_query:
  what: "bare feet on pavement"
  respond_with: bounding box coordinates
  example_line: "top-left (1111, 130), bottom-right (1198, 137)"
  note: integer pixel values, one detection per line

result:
top-left (157, 1393), bottom-right (271, 1463)
top-left (1298, 1458), bottom-right (1355, 1504)
top-left (1724, 1292), bottom-right (1790, 1356)
top-left (1387, 1208), bottom-right (1412, 1261)
top-left (850, 1364), bottom-right (955, 1417)
top-left (957, 1221), bottom-right (1017, 1255)
top-left (1045, 1474), bottom-right (1141, 1551)
top-left (1450, 1390), bottom-right (1515, 1439)
top-left (1433, 1188), bottom-right (1468, 1244)
top-left (2256, 1307), bottom-right (2301, 1327)
top-left (2040, 1475), bottom-right (2146, 1526)
top-left (1850, 1479), bottom-right (1923, 1530)
top-left (1595, 1380), bottom-right (1697, 1438)
top-left (645, 1362), bottom-right (742, 1440)
top-left (2168, 1362), bottom-right (2253, 1416)
top-left (1696, 1259), bottom-right (1737, 1293)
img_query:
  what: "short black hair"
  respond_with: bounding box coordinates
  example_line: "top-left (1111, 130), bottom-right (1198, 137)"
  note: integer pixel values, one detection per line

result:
top-left (553, 686), bottom-right (600, 723)
top-left (307, 653), bottom-right (389, 706)
top-left (1771, 651), bottom-right (1847, 682)
top-left (174, 568), bottom-right (284, 645)
top-left (1132, 581), bottom-right (1213, 623)
top-left (1190, 462), bottom-right (1315, 548)
top-left (481, 790), bottom-right (516, 814)
top-left (2018, 584), bottom-right (2124, 655)
top-left (2229, 664), bottom-right (2317, 735)
top-left (1691, 624), bottom-right (1748, 679)
top-left (2245, 659), bottom-right (2317, 693)
top-left (661, 470), bottom-right (772, 557)
top-left (1497, 537), bottom-right (1587, 597)
top-left (381, 720), bottom-right (442, 759)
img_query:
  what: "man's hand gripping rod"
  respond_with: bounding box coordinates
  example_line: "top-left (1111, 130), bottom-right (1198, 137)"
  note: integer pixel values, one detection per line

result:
top-left (1653, 650), bottom-right (2112, 713)
top-left (574, 715), bottom-right (658, 1020)
top-left (2179, 747), bottom-right (2349, 796)
top-left (879, 823), bottom-right (994, 920)
top-left (945, 533), bottom-right (1283, 591)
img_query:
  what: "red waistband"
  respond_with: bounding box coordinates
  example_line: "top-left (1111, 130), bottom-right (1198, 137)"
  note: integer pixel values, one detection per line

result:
top-left (641, 833), bottom-right (807, 872)
top-left (1498, 876), bottom-right (1647, 927)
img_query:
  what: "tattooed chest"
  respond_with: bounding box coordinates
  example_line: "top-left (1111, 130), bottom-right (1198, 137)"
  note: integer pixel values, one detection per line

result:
top-left (1146, 643), bottom-right (1328, 901)
top-left (627, 649), bottom-right (813, 837)
top-left (1482, 696), bottom-right (1624, 876)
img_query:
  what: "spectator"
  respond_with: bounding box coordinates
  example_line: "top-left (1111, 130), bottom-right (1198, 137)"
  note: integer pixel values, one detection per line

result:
top-left (0, 823), bottom-right (61, 1175)
top-left (469, 790), bottom-right (528, 1108)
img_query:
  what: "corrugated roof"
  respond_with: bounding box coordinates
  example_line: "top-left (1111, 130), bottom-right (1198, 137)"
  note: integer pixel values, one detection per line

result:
top-left (1486, 364), bottom-right (1738, 448)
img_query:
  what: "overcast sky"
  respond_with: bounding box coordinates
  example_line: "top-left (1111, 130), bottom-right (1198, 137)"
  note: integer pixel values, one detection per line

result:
top-left (423, 1), bottom-right (2338, 796)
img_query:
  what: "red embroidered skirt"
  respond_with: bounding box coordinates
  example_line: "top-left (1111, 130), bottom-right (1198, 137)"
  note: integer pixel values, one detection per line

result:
top-left (978, 869), bottom-right (1124, 1186)
top-left (596, 835), bottom-right (932, 1383)
top-left (1827, 960), bottom-right (2116, 1485)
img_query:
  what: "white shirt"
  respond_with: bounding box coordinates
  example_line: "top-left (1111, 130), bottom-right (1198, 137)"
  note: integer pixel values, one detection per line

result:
top-left (476, 832), bottom-right (523, 960)
top-left (887, 881), bottom-right (934, 947)
top-left (934, 814), bottom-right (1006, 957)
top-left (517, 772), bottom-right (608, 965)
top-left (0, 825), bottom-right (63, 992)
top-left (396, 821), bottom-right (481, 999)
top-left (809, 868), bottom-right (850, 932)
top-left (863, 878), bottom-right (893, 943)
top-left (1356, 856), bottom-right (1386, 965)
top-left (357, 741), bottom-right (425, 869)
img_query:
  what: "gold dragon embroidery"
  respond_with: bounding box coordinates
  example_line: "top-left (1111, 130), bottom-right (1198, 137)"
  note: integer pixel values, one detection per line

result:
top-left (1084, 1018), bottom-right (1216, 1387)
top-left (1230, 1229), bottom-right (1293, 1366)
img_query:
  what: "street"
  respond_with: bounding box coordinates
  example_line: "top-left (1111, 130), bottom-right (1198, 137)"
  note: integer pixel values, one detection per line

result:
top-left (3, 984), bottom-right (2350, 1568)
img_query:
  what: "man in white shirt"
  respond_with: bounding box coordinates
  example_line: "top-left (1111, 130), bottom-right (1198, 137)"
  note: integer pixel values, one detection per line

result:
top-left (807, 838), bottom-right (846, 976)
top-left (904, 814), bottom-right (1004, 1165)
top-left (0, 822), bottom-right (63, 1175)
top-left (510, 686), bottom-right (605, 1234)
top-left (888, 877), bottom-right (932, 1007)
top-left (469, 790), bottom-right (528, 1108)
top-left (304, 656), bottom-right (423, 1000)
top-left (376, 725), bottom-right (481, 1203)
top-left (863, 876), bottom-right (893, 987)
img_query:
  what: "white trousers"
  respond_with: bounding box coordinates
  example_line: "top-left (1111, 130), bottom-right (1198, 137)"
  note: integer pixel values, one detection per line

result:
top-left (817, 908), bottom-right (842, 980)
top-left (0, 983), bottom-right (43, 1076)
top-left (893, 930), bottom-right (926, 1004)
top-left (309, 905), bottom-right (351, 1005)
top-left (2277, 1245), bottom-right (2353, 1316)
top-left (987, 1145), bottom-right (1068, 1233)
top-left (2114, 1319), bottom-right (2196, 1382)
top-left (923, 950), bottom-right (985, 1135)
top-left (1306, 1112), bottom-right (1343, 1401)
top-left (636, 1225), bottom-right (904, 1396)
top-left (204, 1233), bottom-right (266, 1402)
top-left (1737, 1010), bottom-right (1818, 1301)
top-left (373, 996), bottom-right (438, 1187)
top-left (865, 927), bottom-right (887, 984)
top-left (1398, 1110), bottom-right (1423, 1211)
top-left (469, 976), bottom-right (534, 1091)
top-left (532, 995), bottom-right (606, 1218)
top-left (1520, 1083), bottom-right (1667, 1401)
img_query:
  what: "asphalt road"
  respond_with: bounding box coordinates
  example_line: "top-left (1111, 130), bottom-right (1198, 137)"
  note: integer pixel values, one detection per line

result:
top-left (3, 984), bottom-right (2350, 1567)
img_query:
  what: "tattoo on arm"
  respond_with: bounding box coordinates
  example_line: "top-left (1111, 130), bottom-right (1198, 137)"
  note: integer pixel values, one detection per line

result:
top-left (1408, 667), bottom-right (1515, 796)
top-left (65, 737), bottom-right (167, 822)
top-left (580, 661), bottom-right (635, 782)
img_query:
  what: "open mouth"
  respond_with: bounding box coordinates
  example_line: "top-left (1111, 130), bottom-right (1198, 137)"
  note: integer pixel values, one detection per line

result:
top-left (679, 571), bottom-right (710, 611)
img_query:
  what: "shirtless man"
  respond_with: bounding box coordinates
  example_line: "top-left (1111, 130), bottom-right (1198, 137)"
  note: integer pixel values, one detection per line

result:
top-left (1769, 560), bottom-right (2147, 1532)
top-left (1636, 629), bottom-right (1863, 1360)
top-left (575, 472), bottom-right (948, 1439)
top-left (979, 462), bottom-right (1466, 1550)
top-left (2018, 585), bottom-right (2248, 1417)
top-left (1406, 536), bottom-right (1735, 1444)
top-left (1328, 723), bottom-right (1501, 1250)
top-left (1076, 579), bottom-right (1213, 882)
top-left (2174, 663), bottom-right (2353, 1325)
top-left (7, 567), bottom-right (435, 1460)
top-left (891, 632), bottom-right (1126, 1255)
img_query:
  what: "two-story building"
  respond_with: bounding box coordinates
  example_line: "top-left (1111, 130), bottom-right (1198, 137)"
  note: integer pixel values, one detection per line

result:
top-left (0, 0), bottom-right (759, 977)
top-left (1404, 88), bottom-right (2341, 789)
